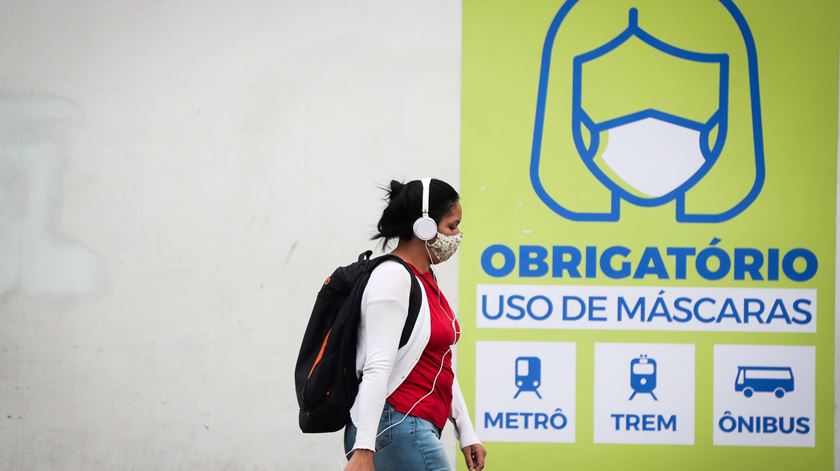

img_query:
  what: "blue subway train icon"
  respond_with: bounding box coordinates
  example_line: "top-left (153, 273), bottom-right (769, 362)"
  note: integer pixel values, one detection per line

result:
top-left (735, 366), bottom-right (794, 398)
top-left (629, 355), bottom-right (658, 401)
top-left (514, 356), bottom-right (543, 399)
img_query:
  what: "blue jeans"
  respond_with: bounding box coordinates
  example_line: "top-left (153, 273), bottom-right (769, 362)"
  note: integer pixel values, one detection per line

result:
top-left (344, 403), bottom-right (451, 471)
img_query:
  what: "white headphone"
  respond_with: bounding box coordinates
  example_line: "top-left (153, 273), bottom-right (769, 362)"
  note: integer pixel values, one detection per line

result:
top-left (412, 178), bottom-right (437, 241)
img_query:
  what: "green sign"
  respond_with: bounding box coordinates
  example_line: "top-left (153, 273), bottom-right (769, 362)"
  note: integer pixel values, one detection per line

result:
top-left (459, 0), bottom-right (839, 469)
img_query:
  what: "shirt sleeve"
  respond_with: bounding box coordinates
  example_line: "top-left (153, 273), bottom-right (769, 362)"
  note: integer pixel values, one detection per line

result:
top-left (351, 262), bottom-right (412, 451)
top-left (450, 376), bottom-right (481, 448)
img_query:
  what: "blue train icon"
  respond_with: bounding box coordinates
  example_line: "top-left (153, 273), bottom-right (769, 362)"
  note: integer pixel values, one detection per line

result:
top-left (629, 354), bottom-right (658, 401)
top-left (514, 356), bottom-right (543, 399)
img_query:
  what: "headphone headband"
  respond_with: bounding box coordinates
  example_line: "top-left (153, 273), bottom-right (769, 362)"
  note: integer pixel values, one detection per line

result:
top-left (421, 177), bottom-right (431, 217)
top-left (413, 178), bottom-right (437, 241)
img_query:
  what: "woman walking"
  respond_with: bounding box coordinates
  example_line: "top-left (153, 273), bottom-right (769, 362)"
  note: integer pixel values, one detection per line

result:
top-left (344, 178), bottom-right (487, 471)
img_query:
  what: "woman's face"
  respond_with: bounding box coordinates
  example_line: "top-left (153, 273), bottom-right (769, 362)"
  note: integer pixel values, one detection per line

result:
top-left (425, 200), bottom-right (462, 265)
top-left (437, 200), bottom-right (462, 237)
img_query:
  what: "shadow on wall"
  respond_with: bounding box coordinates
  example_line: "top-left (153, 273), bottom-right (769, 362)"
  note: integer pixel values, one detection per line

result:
top-left (0, 93), bottom-right (99, 298)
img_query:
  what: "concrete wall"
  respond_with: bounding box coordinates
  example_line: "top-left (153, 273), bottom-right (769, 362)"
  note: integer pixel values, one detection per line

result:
top-left (0, 1), bottom-right (461, 469)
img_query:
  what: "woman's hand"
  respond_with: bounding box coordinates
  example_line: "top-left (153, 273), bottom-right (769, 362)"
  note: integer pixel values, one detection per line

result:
top-left (344, 449), bottom-right (374, 471)
top-left (461, 443), bottom-right (487, 471)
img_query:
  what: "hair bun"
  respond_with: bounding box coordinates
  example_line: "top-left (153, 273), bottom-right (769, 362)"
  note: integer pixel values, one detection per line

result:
top-left (388, 180), bottom-right (405, 201)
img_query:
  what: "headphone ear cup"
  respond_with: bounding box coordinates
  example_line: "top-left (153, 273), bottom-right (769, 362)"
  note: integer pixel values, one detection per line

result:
top-left (413, 216), bottom-right (437, 241)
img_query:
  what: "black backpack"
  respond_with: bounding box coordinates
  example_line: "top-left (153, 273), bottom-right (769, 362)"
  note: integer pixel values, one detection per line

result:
top-left (295, 250), bottom-right (421, 433)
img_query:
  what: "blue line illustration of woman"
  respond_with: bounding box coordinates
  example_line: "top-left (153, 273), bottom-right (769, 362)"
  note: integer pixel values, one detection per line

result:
top-left (531, 0), bottom-right (764, 223)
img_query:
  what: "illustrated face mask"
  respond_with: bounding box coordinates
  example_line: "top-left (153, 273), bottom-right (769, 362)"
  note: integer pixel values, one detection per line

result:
top-left (427, 232), bottom-right (463, 264)
top-left (571, 8), bottom-right (727, 201)
top-left (597, 117), bottom-right (707, 198)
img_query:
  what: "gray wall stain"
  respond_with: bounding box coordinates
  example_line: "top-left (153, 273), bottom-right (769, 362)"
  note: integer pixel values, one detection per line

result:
top-left (0, 93), bottom-right (100, 298)
top-left (282, 241), bottom-right (298, 268)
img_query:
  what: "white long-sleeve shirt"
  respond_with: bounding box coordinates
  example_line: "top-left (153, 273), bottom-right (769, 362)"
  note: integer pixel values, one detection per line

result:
top-left (348, 260), bottom-right (481, 451)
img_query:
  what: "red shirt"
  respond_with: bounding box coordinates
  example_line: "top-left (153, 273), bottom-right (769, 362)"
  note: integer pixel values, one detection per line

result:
top-left (386, 263), bottom-right (460, 430)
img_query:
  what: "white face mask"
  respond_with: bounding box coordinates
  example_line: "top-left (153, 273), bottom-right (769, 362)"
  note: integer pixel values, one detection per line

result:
top-left (599, 117), bottom-right (707, 197)
top-left (426, 232), bottom-right (463, 264)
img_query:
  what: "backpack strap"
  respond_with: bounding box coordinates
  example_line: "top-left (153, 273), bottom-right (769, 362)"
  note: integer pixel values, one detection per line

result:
top-left (365, 252), bottom-right (422, 349)
top-left (399, 270), bottom-right (421, 348)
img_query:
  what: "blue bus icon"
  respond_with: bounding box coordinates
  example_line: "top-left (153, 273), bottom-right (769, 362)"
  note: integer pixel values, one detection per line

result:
top-left (629, 355), bottom-right (657, 401)
top-left (514, 356), bottom-right (542, 399)
top-left (735, 366), bottom-right (794, 398)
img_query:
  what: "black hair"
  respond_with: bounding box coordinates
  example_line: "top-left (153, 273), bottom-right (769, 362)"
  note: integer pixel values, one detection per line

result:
top-left (372, 178), bottom-right (460, 246)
